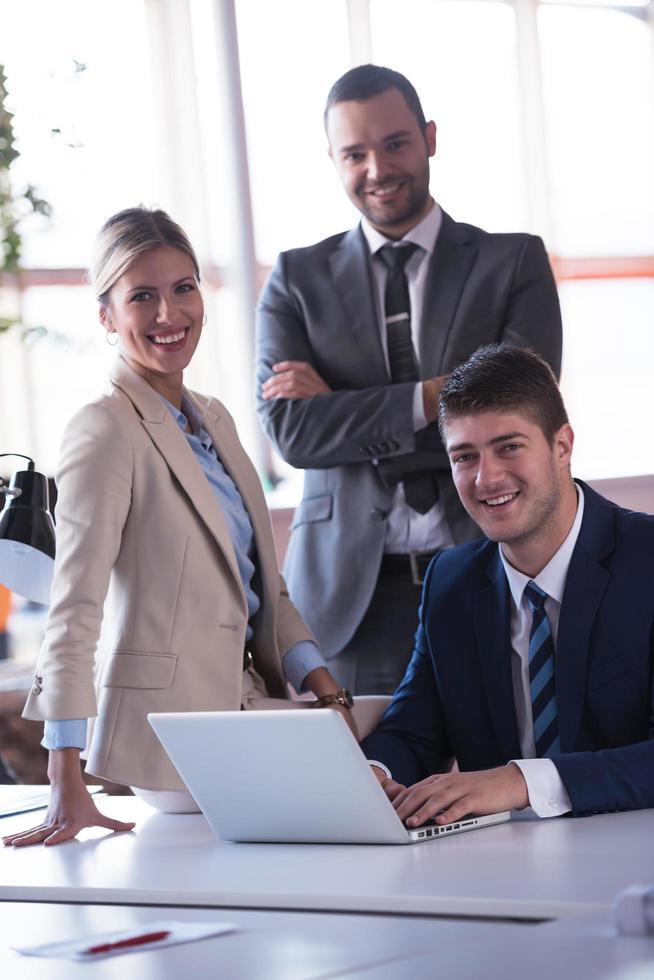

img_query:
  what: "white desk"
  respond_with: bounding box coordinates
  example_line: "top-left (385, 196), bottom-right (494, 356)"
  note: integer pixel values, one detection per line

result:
top-left (0, 901), bottom-right (503, 980)
top-left (1, 904), bottom-right (652, 980)
top-left (2, 796), bottom-right (653, 920)
top-left (347, 914), bottom-right (654, 980)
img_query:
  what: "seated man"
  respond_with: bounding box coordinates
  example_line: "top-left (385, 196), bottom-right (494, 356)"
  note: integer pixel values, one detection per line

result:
top-left (362, 344), bottom-right (654, 824)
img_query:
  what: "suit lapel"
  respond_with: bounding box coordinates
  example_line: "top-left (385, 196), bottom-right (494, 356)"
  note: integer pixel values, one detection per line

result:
top-left (556, 484), bottom-right (613, 750)
top-left (109, 358), bottom-right (244, 594)
top-left (194, 393), bottom-right (274, 575)
top-left (419, 212), bottom-right (478, 379)
top-left (473, 549), bottom-right (521, 760)
top-left (140, 418), bottom-right (243, 592)
top-left (329, 226), bottom-right (389, 385)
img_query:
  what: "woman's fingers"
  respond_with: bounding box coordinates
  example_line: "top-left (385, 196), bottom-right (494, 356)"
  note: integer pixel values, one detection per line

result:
top-left (3, 804), bottom-right (135, 847)
top-left (96, 815), bottom-right (136, 833)
top-left (42, 824), bottom-right (82, 846)
top-left (3, 825), bottom-right (52, 847)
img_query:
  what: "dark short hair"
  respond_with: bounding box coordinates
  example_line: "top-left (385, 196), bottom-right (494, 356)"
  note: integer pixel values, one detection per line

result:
top-left (438, 345), bottom-right (569, 446)
top-left (324, 64), bottom-right (427, 131)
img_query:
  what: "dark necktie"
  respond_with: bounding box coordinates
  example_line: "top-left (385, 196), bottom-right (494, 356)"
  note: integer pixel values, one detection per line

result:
top-left (378, 243), bottom-right (420, 382)
top-left (377, 243), bottom-right (438, 515)
top-left (524, 581), bottom-right (561, 758)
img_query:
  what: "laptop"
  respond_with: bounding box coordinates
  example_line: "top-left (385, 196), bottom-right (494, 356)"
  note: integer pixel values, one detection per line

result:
top-left (148, 709), bottom-right (510, 845)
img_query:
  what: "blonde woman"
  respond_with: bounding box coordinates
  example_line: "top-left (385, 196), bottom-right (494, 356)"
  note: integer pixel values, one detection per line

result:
top-left (4, 207), bottom-right (355, 846)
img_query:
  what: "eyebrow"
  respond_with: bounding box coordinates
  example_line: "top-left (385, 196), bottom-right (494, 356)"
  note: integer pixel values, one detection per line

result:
top-left (447, 431), bottom-right (531, 454)
top-left (127, 276), bottom-right (194, 294)
top-left (339, 130), bottom-right (413, 154)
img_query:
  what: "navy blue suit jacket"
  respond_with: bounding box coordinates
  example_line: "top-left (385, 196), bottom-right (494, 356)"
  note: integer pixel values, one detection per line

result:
top-left (362, 482), bottom-right (654, 816)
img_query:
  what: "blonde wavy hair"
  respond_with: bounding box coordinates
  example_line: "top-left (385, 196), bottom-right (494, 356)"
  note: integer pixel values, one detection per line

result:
top-left (89, 206), bottom-right (200, 305)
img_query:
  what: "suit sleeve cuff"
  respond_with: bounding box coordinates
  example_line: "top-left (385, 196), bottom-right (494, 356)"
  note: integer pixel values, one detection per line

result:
top-left (511, 758), bottom-right (572, 817)
top-left (413, 383), bottom-right (428, 431)
top-left (369, 761), bottom-right (392, 780)
top-left (281, 640), bottom-right (326, 692)
top-left (42, 719), bottom-right (88, 751)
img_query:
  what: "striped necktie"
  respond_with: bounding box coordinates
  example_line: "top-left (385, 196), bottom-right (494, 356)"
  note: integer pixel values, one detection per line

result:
top-left (524, 580), bottom-right (561, 757)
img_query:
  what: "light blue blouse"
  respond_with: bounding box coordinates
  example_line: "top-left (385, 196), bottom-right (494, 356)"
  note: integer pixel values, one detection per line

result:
top-left (43, 393), bottom-right (324, 750)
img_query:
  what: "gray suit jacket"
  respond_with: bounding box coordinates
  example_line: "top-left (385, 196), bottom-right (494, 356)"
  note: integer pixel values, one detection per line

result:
top-left (256, 211), bottom-right (562, 658)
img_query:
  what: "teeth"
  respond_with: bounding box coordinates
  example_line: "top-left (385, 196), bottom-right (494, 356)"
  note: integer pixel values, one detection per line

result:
top-left (484, 493), bottom-right (517, 507)
top-left (370, 183), bottom-right (402, 197)
top-left (152, 330), bottom-right (185, 345)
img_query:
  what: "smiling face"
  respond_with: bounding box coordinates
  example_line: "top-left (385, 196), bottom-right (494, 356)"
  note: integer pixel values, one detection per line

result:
top-left (100, 245), bottom-right (203, 388)
top-left (444, 409), bottom-right (577, 574)
top-left (326, 87), bottom-right (436, 239)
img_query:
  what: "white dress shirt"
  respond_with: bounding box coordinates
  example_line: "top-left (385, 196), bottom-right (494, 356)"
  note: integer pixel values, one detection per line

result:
top-left (501, 483), bottom-right (585, 817)
top-left (360, 203), bottom-right (454, 555)
top-left (373, 484), bottom-right (585, 819)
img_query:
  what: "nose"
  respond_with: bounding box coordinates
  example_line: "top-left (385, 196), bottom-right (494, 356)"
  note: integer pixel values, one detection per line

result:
top-left (475, 452), bottom-right (505, 491)
top-left (365, 150), bottom-right (387, 183)
top-left (155, 295), bottom-right (178, 325)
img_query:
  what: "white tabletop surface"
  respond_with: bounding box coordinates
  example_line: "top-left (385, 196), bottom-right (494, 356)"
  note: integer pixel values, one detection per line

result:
top-left (1, 795), bottom-right (653, 920)
top-left (0, 900), bottom-right (510, 980)
top-left (347, 914), bottom-right (654, 980)
top-left (1, 903), bottom-right (652, 980)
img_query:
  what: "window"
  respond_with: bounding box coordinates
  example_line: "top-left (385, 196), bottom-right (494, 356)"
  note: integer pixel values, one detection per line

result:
top-left (236, 0), bottom-right (354, 261)
top-left (2, 0), bottom-right (653, 489)
top-left (371, 0), bottom-right (527, 231)
top-left (539, 2), bottom-right (654, 256)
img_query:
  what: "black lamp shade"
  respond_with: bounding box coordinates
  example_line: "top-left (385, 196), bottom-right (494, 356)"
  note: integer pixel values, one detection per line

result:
top-left (0, 468), bottom-right (56, 605)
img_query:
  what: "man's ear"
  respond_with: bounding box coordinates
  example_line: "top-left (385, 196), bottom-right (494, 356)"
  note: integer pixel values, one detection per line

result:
top-left (425, 120), bottom-right (437, 158)
top-left (555, 423), bottom-right (574, 468)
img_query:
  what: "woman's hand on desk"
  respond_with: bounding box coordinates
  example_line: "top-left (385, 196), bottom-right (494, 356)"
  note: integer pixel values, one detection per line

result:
top-left (2, 749), bottom-right (135, 847)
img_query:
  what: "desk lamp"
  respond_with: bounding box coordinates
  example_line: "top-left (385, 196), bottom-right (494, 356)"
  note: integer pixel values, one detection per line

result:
top-left (0, 454), bottom-right (55, 605)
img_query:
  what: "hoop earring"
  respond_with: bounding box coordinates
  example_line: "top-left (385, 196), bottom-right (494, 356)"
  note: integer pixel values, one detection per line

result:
top-left (106, 332), bottom-right (119, 347)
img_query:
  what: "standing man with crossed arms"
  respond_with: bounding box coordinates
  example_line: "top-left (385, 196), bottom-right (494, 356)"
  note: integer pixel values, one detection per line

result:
top-left (256, 64), bottom-right (562, 695)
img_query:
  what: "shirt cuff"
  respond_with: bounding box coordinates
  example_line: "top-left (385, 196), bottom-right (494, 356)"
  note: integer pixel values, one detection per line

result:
top-left (369, 761), bottom-right (392, 780)
top-left (412, 383), bottom-right (428, 430)
top-left (42, 719), bottom-right (88, 751)
top-left (510, 758), bottom-right (572, 817)
top-left (282, 640), bottom-right (327, 693)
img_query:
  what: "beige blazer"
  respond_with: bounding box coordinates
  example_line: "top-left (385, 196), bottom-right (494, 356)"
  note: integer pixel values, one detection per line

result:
top-left (23, 357), bottom-right (313, 790)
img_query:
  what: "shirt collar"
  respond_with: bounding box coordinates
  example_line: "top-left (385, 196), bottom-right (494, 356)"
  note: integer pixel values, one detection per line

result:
top-left (500, 482), bottom-right (585, 609)
top-left (159, 393), bottom-right (212, 450)
top-left (361, 199), bottom-right (442, 258)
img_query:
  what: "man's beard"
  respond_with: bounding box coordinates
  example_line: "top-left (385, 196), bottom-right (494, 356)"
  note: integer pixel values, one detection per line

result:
top-left (493, 467), bottom-right (562, 548)
top-left (358, 168), bottom-right (430, 230)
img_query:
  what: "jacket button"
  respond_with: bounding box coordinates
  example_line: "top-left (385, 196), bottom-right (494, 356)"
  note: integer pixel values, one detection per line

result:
top-left (371, 508), bottom-right (388, 521)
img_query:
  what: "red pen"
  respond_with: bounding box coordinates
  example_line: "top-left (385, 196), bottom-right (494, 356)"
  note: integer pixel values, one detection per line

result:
top-left (82, 930), bottom-right (170, 955)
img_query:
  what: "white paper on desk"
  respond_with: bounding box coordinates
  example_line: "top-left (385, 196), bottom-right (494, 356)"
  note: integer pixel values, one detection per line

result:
top-left (13, 920), bottom-right (238, 961)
